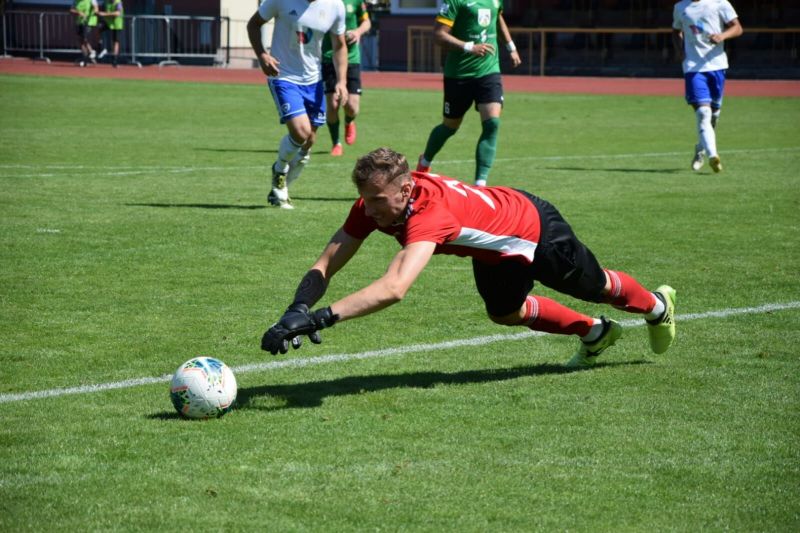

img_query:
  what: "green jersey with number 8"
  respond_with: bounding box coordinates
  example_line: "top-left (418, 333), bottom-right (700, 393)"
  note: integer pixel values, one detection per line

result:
top-left (436, 0), bottom-right (503, 79)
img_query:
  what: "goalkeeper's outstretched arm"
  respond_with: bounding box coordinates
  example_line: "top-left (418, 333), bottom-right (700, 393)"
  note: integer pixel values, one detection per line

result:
top-left (327, 240), bottom-right (436, 322)
top-left (291, 227), bottom-right (364, 307)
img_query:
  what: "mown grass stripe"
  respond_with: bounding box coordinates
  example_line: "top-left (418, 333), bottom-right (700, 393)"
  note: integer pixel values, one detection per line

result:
top-left (1, 146), bottom-right (798, 176)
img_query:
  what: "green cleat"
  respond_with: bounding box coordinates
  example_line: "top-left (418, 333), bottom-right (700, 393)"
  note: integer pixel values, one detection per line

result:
top-left (566, 317), bottom-right (622, 368)
top-left (647, 285), bottom-right (676, 354)
top-left (709, 156), bottom-right (723, 173)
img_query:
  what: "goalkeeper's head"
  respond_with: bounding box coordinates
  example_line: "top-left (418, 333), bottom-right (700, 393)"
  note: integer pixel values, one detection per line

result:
top-left (352, 147), bottom-right (414, 228)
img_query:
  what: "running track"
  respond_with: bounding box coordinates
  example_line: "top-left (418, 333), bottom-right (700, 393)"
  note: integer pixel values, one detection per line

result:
top-left (1, 57), bottom-right (798, 97)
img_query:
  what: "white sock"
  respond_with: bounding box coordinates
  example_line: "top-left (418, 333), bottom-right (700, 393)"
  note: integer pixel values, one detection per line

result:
top-left (696, 106), bottom-right (717, 158)
top-left (711, 108), bottom-right (721, 129)
top-left (275, 134), bottom-right (303, 174)
top-left (645, 294), bottom-right (666, 321)
top-left (580, 319), bottom-right (604, 343)
top-left (290, 149), bottom-right (309, 165)
top-left (286, 150), bottom-right (310, 186)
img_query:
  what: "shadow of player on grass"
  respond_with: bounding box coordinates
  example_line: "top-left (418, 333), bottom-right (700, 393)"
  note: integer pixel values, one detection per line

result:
top-left (125, 196), bottom-right (355, 209)
top-left (544, 166), bottom-right (683, 174)
top-left (148, 360), bottom-right (650, 419)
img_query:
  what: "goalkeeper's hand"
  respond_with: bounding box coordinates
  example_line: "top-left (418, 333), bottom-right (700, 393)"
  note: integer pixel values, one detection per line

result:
top-left (261, 303), bottom-right (338, 355)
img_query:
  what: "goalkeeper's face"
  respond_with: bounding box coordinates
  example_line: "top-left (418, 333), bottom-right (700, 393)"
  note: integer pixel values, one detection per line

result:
top-left (359, 175), bottom-right (413, 228)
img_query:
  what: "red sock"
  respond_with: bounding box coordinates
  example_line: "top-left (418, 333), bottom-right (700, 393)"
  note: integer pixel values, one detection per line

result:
top-left (604, 269), bottom-right (657, 314)
top-left (522, 295), bottom-right (594, 337)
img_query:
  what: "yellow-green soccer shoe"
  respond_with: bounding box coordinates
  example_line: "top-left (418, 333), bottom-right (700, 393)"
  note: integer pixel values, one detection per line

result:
top-left (566, 317), bottom-right (622, 368)
top-left (647, 285), bottom-right (676, 354)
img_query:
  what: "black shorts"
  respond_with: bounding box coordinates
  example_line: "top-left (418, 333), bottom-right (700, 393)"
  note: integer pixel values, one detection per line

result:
top-left (322, 62), bottom-right (362, 95)
top-left (97, 20), bottom-right (121, 41)
top-left (443, 73), bottom-right (504, 119)
top-left (76, 23), bottom-right (91, 39)
top-left (472, 192), bottom-right (607, 317)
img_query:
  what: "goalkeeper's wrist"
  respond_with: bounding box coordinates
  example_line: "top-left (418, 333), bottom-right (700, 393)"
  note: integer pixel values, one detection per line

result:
top-left (286, 302), bottom-right (309, 314)
top-left (462, 41), bottom-right (474, 53)
top-left (312, 306), bottom-right (339, 329)
top-left (506, 41), bottom-right (517, 53)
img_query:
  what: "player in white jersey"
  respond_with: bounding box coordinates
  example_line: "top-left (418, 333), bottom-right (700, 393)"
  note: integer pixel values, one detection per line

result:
top-left (260, 148), bottom-right (678, 368)
top-left (672, 0), bottom-right (742, 173)
top-left (247, 0), bottom-right (348, 209)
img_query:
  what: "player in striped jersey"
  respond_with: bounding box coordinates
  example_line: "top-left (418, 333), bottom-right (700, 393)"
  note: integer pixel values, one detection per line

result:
top-left (262, 148), bottom-right (676, 367)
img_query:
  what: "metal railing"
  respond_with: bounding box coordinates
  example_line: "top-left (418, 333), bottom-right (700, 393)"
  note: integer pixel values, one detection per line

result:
top-left (408, 25), bottom-right (800, 78)
top-left (1, 11), bottom-right (231, 67)
top-left (130, 14), bottom-right (229, 66)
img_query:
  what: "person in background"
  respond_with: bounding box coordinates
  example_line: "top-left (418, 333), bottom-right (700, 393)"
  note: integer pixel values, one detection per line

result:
top-left (322, 0), bottom-right (371, 157)
top-left (98, 0), bottom-right (124, 67)
top-left (261, 148), bottom-right (677, 369)
top-left (417, 0), bottom-right (521, 186)
top-left (247, 0), bottom-right (349, 209)
top-left (672, 0), bottom-right (743, 173)
top-left (87, 0), bottom-right (102, 63)
top-left (70, 0), bottom-right (96, 67)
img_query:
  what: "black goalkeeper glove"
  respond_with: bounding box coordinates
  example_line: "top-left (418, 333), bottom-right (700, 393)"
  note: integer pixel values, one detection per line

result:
top-left (261, 303), bottom-right (338, 355)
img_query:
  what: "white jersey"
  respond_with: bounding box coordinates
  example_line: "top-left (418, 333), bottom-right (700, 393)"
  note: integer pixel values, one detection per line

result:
top-left (673, 0), bottom-right (738, 73)
top-left (258, 0), bottom-right (346, 85)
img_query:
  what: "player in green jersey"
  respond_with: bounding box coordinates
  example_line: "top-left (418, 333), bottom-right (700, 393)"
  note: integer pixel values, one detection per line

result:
top-left (98, 0), bottom-right (124, 67)
top-left (321, 0), bottom-right (371, 156)
top-left (416, 0), bottom-right (520, 186)
top-left (69, 0), bottom-right (97, 66)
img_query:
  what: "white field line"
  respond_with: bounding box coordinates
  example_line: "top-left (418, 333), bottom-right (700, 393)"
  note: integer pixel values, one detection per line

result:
top-left (1, 301), bottom-right (799, 405)
top-left (1, 147), bottom-right (798, 178)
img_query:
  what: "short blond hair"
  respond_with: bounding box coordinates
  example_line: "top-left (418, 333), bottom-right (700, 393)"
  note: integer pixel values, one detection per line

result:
top-left (351, 147), bottom-right (411, 189)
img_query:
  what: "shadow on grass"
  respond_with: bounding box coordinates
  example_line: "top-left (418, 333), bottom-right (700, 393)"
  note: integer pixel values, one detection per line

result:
top-left (147, 360), bottom-right (651, 419)
top-left (290, 196), bottom-right (356, 203)
top-left (125, 203), bottom-right (267, 210)
top-left (194, 147), bottom-right (278, 155)
top-left (544, 166), bottom-right (683, 174)
top-left (125, 197), bottom-right (354, 209)
top-left (194, 148), bottom-right (349, 159)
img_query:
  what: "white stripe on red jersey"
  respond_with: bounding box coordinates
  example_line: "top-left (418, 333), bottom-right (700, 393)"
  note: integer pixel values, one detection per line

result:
top-left (343, 173), bottom-right (542, 265)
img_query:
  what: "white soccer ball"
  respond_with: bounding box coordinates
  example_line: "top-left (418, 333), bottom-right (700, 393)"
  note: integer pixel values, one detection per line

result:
top-left (170, 356), bottom-right (237, 419)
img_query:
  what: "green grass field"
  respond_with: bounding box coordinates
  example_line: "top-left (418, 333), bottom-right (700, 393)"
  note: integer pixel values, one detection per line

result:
top-left (1, 73), bottom-right (799, 531)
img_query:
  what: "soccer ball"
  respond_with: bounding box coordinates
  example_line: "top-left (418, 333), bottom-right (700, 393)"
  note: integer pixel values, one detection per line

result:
top-left (170, 356), bottom-right (237, 419)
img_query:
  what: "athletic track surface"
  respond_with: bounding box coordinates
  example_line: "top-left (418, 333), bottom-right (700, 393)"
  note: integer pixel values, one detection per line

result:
top-left (1, 57), bottom-right (798, 97)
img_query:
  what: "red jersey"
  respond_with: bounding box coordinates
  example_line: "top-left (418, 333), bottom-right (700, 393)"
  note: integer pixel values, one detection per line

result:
top-left (343, 173), bottom-right (542, 265)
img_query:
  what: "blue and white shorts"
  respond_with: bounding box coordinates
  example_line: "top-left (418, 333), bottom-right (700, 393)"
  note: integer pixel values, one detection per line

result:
top-left (684, 70), bottom-right (726, 109)
top-left (267, 79), bottom-right (326, 126)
